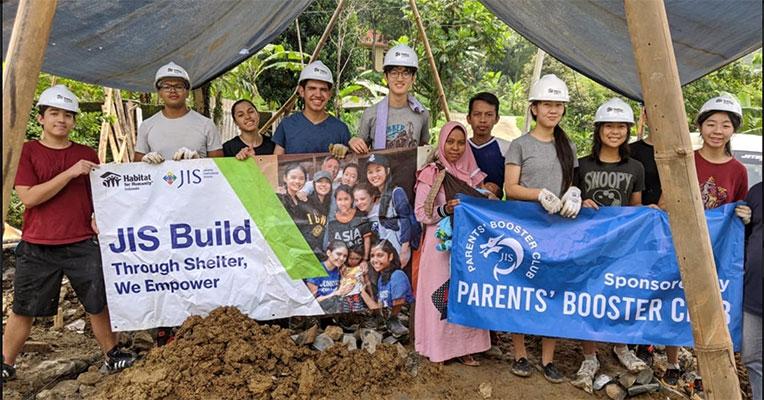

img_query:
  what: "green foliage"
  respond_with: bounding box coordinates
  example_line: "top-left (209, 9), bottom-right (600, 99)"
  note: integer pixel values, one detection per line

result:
top-left (402, 0), bottom-right (513, 123)
top-left (7, 192), bottom-right (24, 229)
top-left (212, 44), bottom-right (310, 115)
top-left (683, 49), bottom-right (762, 134)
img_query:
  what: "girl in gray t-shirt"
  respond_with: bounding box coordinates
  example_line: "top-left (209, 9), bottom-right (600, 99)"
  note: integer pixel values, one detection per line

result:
top-left (503, 76), bottom-right (579, 383)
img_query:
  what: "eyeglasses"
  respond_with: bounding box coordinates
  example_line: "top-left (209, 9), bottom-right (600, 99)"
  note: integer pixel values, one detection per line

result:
top-left (159, 84), bottom-right (187, 92)
top-left (387, 70), bottom-right (413, 79)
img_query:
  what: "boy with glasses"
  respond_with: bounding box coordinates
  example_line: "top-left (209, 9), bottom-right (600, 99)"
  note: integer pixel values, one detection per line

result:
top-left (133, 62), bottom-right (223, 345)
top-left (351, 44), bottom-right (430, 153)
top-left (134, 62), bottom-right (223, 163)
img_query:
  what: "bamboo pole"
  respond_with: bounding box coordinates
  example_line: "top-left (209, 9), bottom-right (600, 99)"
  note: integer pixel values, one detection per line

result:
top-left (258, 0), bottom-right (347, 135)
top-left (296, 18), bottom-right (305, 68)
top-left (97, 88), bottom-right (114, 163)
top-left (624, 1), bottom-right (741, 399)
top-left (636, 106), bottom-right (647, 140)
top-left (409, 0), bottom-right (450, 122)
top-left (525, 49), bottom-right (546, 133)
top-left (2, 0), bottom-right (58, 223)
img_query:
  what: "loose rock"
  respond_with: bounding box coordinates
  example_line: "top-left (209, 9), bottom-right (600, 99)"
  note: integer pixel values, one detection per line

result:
top-left (323, 325), bottom-right (344, 341)
top-left (293, 324), bottom-right (319, 346)
top-left (605, 383), bottom-right (626, 400)
top-left (342, 334), bottom-right (358, 351)
top-left (131, 331), bottom-right (154, 352)
top-left (359, 328), bottom-right (383, 354)
top-left (478, 382), bottom-right (492, 398)
top-left (312, 332), bottom-right (334, 352)
top-left (65, 319), bottom-right (86, 332)
top-left (22, 341), bottom-right (53, 354)
top-left (77, 370), bottom-right (103, 386)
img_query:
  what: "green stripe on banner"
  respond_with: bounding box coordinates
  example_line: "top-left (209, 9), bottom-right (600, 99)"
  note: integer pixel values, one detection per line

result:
top-left (214, 158), bottom-right (327, 280)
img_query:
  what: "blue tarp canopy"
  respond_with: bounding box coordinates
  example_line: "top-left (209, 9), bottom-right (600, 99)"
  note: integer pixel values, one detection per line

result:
top-left (2, 0), bottom-right (313, 92)
top-left (3, 0), bottom-right (762, 100)
top-left (480, 0), bottom-right (762, 100)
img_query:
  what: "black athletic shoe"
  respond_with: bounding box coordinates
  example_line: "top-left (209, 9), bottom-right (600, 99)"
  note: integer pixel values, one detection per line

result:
top-left (636, 344), bottom-right (654, 366)
top-left (511, 358), bottom-right (532, 377)
top-left (661, 367), bottom-right (682, 387)
top-left (104, 347), bottom-right (137, 372)
top-left (543, 362), bottom-right (565, 384)
top-left (156, 327), bottom-right (174, 347)
top-left (2, 361), bottom-right (16, 382)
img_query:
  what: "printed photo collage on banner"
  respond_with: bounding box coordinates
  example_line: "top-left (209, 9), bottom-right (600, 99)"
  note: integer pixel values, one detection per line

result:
top-left (275, 148), bottom-right (419, 315)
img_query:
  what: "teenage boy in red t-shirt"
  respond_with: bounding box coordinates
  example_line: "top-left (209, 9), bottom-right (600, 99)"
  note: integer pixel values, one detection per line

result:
top-left (2, 85), bottom-right (136, 382)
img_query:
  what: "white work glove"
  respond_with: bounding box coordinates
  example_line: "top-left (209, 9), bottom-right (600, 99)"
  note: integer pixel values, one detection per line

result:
top-left (172, 147), bottom-right (200, 161)
top-left (328, 143), bottom-right (349, 159)
top-left (537, 188), bottom-right (562, 214)
top-left (735, 204), bottom-right (751, 225)
top-left (560, 186), bottom-right (582, 218)
top-left (141, 152), bottom-right (165, 164)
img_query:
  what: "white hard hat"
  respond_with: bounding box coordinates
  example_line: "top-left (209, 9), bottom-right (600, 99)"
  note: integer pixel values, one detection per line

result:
top-left (528, 74), bottom-right (569, 102)
top-left (698, 94), bottom-right (742, 119)
top-left (383, 44), bottom-right (418, 69)
top-left (298, 61), bottom-right (333, 85)
top-left (154, 61), bottom-right (191, 89)
top-left (594, 98), bottom-right (634, 124)
top-left (36, 84), bottom-right (80, 113)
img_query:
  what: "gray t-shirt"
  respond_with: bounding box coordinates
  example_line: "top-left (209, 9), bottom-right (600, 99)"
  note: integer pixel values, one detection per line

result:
top-left (575, 156), bottom-right (645, 207)
top-left (358, 101), bottom-right (430, 149)
top-left (136, 109), bottom-right (222, 158)
top-left (505, 133), bottom-right (578, 198)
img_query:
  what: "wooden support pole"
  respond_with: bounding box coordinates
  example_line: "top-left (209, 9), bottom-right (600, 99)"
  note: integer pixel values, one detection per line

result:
top-left (624, 1), bottom-right (741, 399)
top-left (636, 106), bottom-right (647, 140)
top-left (409, 0), bottom-right (450, 122)
top-left (525, 49), bottom-right (546, 133)
top-left (258, 0), bottom-right (347, 135)
top-left (2, 0), bottom-right (57, 223)
top-left (98, 88), bottom-right (114, 163)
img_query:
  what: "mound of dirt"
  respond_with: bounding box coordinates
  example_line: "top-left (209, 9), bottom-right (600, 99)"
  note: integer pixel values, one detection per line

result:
top-left (92, 307), bottom-right (411, 400)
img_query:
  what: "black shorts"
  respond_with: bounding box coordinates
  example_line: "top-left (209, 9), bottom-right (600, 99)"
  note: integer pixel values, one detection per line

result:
top-left (13, 238), bottom-right (107, 317)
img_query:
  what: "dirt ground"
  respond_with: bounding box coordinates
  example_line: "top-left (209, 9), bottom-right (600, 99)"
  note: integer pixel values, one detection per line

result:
top-left (1, 248), bottom-right (753, 400)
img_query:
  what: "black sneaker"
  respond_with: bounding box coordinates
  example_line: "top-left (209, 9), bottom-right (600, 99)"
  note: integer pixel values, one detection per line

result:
top-left (511, 358), bottom-right (532, 377)
top-left (661, 367), bottom-right (681, 387)
top-left (636, 345), bottom-right (654, 366)
top-left (543, 362), bottom-right (565, 383)
top-left (2, 361), bottom-right (16, 382)
top-left (104, 347), bottom-right (137, 372)
top-left (156, 327), bottom-right (174, 347)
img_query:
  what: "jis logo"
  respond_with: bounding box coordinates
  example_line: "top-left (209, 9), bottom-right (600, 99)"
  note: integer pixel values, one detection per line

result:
top-left (479, 234), bottom-right (525, 281)
top-left (465, 220), bottom-right (543, 280)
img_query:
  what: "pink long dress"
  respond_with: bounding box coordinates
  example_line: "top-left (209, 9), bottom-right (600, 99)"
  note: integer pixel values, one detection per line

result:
top-left (413, 177), bottom-right (491, 362)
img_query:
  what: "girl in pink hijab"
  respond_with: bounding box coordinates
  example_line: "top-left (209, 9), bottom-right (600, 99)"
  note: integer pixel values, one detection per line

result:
top-left (413, 121), bottom-right (491, 366)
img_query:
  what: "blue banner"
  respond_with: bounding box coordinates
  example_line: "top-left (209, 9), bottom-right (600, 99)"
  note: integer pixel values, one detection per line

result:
top-left (449, 196), bottom-right (744, 350)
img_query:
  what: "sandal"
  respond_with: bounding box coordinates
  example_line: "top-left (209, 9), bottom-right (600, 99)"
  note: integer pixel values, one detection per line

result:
top-left (456, 355), bottom-right (480, 367)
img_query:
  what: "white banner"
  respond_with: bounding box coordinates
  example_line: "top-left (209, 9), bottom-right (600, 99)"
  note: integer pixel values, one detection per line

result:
top-left (91, 159), bottom-right (323, 331)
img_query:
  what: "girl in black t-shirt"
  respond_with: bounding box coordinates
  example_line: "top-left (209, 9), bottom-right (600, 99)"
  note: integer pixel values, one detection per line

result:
top-left (325, 185), bottom-right (372, 259)
top-left (223, 99), bottom-right (276, 157)
top-left (571, 98), bottom-right (652, 393)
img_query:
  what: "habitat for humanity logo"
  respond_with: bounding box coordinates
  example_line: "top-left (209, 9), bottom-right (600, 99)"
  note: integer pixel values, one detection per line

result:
top-left (100, 171), bottom-right (152, 191)
top-left (465, 220), bottom-right (543, 281)
top-left (100, 172), bottom-right (122, 187)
